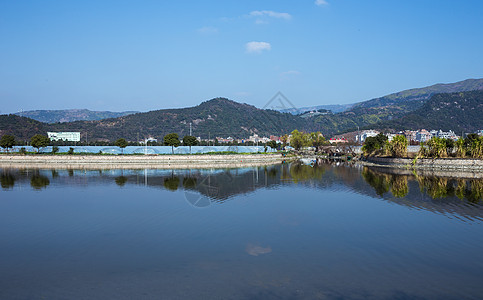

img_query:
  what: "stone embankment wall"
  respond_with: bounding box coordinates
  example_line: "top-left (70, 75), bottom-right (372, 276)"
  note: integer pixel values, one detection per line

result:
top-left (0, 154), bottom-right (285, 169)
top-left (364, 157), bottom-right (483, 171)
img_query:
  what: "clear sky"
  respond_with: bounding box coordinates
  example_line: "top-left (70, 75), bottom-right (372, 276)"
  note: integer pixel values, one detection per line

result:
top-left (1, 0), bottom-right (483, 114)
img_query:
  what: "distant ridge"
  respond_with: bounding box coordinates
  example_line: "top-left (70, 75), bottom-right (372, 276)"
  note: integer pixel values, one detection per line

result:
top-left (2, 78), bottom-right (483, 141)
top-left (375, 90), bottom-right (483, 133)
top-left (15, 109), bottom-right (138, 123)
top-left (1, 98), bottom-right (311, 141)
top-left (308, 78), bottom-right (483, 135)
top-left (353, 78), bottom-right (483, 109)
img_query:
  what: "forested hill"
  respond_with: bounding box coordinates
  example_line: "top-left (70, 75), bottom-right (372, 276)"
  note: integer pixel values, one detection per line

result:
top-left (0, 114), bottom-right (50, 141)
top-left (1, 98), bottom-right (312, 141)
top-left (15, 109), bottom-right (138, 123)
top-left (352, 78), bottom-right (483, 110)
top-left (307, 79), bottom-right (483, 136)
top-left (374, 90), bottom-right (483, 132)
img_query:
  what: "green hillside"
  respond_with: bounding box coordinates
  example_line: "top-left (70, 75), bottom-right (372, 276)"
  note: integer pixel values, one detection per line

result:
top-left (353, 78), bottom-right (483, 109)
top-left (375, 90), bottom-right (483, 132)
top-left (0, 114), bottom-right (50, 141)
top-left (308, 78), bottom-right (483, 136)
top-left (15, 109), bottom-right (138, 123)
top-left (1, 98), bottom-right (311, 142)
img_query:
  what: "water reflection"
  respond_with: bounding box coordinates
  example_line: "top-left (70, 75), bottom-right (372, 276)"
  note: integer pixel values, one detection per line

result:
top-left (2, 163), bottom-right (483, 221)
top-left (0, 171), bottom-right (15, 189)
top-left (362, 167), bottom-right (483, 204)
top-left (164, 176), bottom-right (180, 191)
top-left (30, 172), bottom-right (50, 190)
top-left (245, 243), bottom-right (272, 256)
top-left (288, 162), bottom-right (326, 184)
top-left (115, 176), bottom-right (128, 187)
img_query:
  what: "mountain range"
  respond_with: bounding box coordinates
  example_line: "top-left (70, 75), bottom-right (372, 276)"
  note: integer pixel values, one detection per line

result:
top-left (15, 109), bottom-right (138, 123)
top-left (1, 78), bottom-right (483, 141)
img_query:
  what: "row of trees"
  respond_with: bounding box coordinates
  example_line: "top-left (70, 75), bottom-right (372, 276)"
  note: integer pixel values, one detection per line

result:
top-left (361, 132), bottom-right (483, 159)
top-left (420, 134), bottom-right (483, 158)
top-left (0, 134), bottom-right (51, 153)
top-left (114, 134), bottom-right (199, 154)
top-left (0, 133), bottom-right (201, 154)
top-left (362, 133), bottom-right (409, 157)
top-left (285, 130), bottom-right (327, 151)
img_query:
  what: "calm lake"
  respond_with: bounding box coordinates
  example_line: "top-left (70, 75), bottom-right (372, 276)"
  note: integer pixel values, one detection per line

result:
top-left (1, 162), bottom-right (483, 300)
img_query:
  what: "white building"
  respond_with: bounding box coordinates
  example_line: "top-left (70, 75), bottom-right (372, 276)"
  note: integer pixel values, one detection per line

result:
top-left (356, 130), bottom-right (379, 143)
top-left (416, 130), bottom-right (432, 143)
top-left (435, 130), bottom-right (458, 140)
top-left (47, 132), bottom-right (81, 142)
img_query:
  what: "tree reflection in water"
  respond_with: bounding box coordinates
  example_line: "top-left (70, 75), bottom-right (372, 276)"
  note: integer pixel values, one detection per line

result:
top-left (30, 172), bottom-right (50, 190)
top-left (416, 176), bottom-right (452, 199)
top-left (182, 177), bottom-right (197, 189)
top-left (362, 167), bottom-right (483, 203)
top-left (390, 175), bottom-right (409, 198)
top-left (1, 171), bottom-right (15, 189)
top-left (164, 176), bottom-right (180, 191)
top-left (115, 176), bottom-right (128, 187)
top-left (288, 162), bottom-right (326, 184)
top-left (361, 168), bottom-right (390, 196)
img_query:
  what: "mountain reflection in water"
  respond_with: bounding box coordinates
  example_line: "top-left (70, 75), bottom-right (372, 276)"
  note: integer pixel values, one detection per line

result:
top-left (1, 161), bottom-right (483, 221)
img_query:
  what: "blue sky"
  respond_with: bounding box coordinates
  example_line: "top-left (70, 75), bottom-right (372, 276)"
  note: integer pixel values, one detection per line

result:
top-left (1, 0), bottom-right (483, 114)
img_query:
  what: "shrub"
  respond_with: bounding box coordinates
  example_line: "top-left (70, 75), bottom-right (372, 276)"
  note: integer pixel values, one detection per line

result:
top-left (389, 135), bottom-right (408, 158)
top-left (427, 137), bottom-right (447, 158)
top-left (455, 138), bottom-right (466, 158)
top-left (362, 133), bottom-right (388, 156)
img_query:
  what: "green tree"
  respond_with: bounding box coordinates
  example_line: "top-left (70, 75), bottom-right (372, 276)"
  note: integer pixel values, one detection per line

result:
top-left (114, 138), bottom-right (128, 154)
top-left (183, 135), bottom-right (198, 154)
top-left (309, 132), bottom-right (325, 152)
top-left (389, 135), bottom-right (408, 157)
top-left (30, 134), bottom-right (50, 153)
top-left (164, 133), bottom-right (180, 154)
top-left (280, 134), bottom-right (289, 148)
top-left (455, 138), bottom-right (466, 158)
top-left (469, 136), bottom-right (483, 158)
top-left (0, 134), bottom-right (16, 153)
top-left (51, 145), bottom-right (59, 154)
top-left (427, 137), bottom-right (447, 158)
top-left (267, 140), bottom-right (278, 151)
top-left (361, 133), bottom-right (388, 156)
top-left (290, 130), bottom-right (311, 150)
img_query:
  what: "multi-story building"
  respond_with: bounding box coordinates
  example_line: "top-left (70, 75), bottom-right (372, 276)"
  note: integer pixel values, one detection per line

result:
top-left (47, 132), bottom-right (81, 142)
top-left (416, 129), bottom-right (432, 143)
top-left (356, 130), bottom-right (379, 143)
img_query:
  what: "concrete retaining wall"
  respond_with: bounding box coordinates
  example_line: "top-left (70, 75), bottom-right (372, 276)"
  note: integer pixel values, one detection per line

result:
top-left (364, 157), bottom-right (483, 171)
top-left (0, 154), bottom-right (285, 169)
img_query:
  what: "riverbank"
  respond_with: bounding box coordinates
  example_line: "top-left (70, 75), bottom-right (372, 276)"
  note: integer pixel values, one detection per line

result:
top-left (361, 157), bottom-right (483, 171)
top-left (0, 154), bottom-right (287, 170)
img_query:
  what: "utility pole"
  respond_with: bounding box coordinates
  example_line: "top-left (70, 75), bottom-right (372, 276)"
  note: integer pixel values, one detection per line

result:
top-left (189, 123), bottom-right (192, 136)
top-left (357, 126), bottom-right (360, 145)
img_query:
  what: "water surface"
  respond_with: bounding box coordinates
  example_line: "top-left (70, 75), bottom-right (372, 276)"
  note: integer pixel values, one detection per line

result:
top-left (1, 163), bottom-right (483, 299)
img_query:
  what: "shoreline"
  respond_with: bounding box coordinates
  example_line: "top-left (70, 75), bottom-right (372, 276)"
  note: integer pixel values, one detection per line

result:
top-left (0, 154), bottom-right (286, 170)
top-left (359, 157), bottom-right (483, 172)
